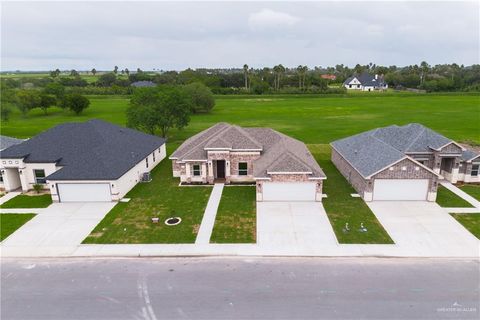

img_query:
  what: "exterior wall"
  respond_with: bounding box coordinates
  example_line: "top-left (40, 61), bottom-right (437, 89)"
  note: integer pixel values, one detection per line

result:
top-left (228, 152), bottom-right (260, 183)
top-left (458, 160), bottom-right (480, 183)
top-left (408, 153), bottom-right (435, 168)
top-left (255, 174), bottom-right (323, 202)
top-left (372, 158), bottom-right (438, 201)
top-left (331, 148), bottom-right (370, 197)
top-left (0, 158), bottom-right (58, 192)
top-left (172, 160), bottom-right (182, 177)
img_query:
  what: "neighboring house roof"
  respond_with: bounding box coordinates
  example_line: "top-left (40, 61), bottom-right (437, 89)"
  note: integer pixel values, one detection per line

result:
top-left (343, 72), bottom-right (386, 87)
top-left (0, 120), bottom-right (165, 181)
top-left (0, 135), bottom-right (24, 151)
top-left (171, 123), bottom-right (325, 179)
top-left (131, 81), bottom-right (156, 87)
top-left (461, 149), bottom-right (480, 162)
top-left (331, 123), bottom-right (457, 177)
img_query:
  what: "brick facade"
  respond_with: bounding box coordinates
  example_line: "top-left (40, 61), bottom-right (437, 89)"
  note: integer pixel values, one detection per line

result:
top-left (331, 148), bottom-right (369, 195)
top-left (372, 158), bottom-right (438, 193)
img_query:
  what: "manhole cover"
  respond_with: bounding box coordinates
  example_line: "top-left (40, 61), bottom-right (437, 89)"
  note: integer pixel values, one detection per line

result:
top-left (165, 217), bottom-right (182, 226)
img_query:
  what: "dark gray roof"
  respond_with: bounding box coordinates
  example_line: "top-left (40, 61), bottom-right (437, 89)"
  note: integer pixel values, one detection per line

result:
top-left (0, 120), bottom-right (165, 180)
top-left (331, 123), bottom-right (452, 177)
top-left (462, 149), bottom-right (480, 162)
top-left (131, 81), bottom-right (156, 87)
top-left (344, 72), bottom-right (386, 87)
top-left (0, 135), bottom-right (24, 150)
top-left (170, 123), bottom-right (325, 179)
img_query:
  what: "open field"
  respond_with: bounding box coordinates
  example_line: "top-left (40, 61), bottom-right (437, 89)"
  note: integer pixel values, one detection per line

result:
top-left (2, 94), bottom-right (479, 147)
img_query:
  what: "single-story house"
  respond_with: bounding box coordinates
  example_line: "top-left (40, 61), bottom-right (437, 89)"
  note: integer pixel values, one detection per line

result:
top-left (343, 72), bottom-right (388, 91)
top-left (170, 123), bottom-right (326, 202)
top-left (331, 123), bottom-right (479, 201)
top-left (0, 120), bottom-right (166, 202)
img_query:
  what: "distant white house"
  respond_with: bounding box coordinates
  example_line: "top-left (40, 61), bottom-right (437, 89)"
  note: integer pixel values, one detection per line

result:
top-left (343, 72), bottom-right (388, 91)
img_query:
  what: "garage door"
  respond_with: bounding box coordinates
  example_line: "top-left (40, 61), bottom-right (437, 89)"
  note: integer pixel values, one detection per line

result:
top-left (262, 182), bottom-right (316, 201)
top-left (57, 183), bottom-right (111, 202)
top-left (373, 179), bottom-right (428, 201)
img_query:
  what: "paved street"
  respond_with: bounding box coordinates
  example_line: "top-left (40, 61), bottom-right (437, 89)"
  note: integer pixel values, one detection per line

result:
top-left (1, 258), bottom-right (479, 320)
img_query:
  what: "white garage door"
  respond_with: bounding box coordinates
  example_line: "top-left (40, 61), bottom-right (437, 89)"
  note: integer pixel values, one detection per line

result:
top-left (373, 179), bottom-right (428, 201)
top-left (262, 182), bottom-right (316, 201)
top-left (57, 183), bottom-right (112, 202)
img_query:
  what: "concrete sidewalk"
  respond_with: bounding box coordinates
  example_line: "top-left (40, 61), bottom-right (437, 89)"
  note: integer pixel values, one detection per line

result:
top-left (195, 183), bottom-right (224, 244)
top-left (0, 192), bottom-right (21, 205)
top-left (441, 182), bottom-right (480, 208)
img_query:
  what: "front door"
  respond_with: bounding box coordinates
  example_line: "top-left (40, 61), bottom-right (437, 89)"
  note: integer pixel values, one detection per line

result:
top-left (216, 160), bottom-right (225, 179)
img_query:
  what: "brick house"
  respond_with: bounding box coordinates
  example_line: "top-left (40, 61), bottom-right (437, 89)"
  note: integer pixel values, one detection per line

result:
top-left (331, 123), bottom-right (479, 201)
top-left (170, 123), bottom-right (326, 202)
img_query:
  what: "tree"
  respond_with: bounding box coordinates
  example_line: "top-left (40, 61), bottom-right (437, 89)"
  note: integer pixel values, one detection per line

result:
top-left (114, 66), bottom-right (119, 74)
top-left (127, 86), bottom-right (192, 137)
top-left (243, 64), bottom-right (249, 90)
top-left (97, 72), bottom-right (117, 87)
top-left (15, 90), bottom-right (41, 116)
top-left (44, 82), bottom-right (65, 98)
top-left (50, 69), bottom-right (60, 78)
top-left (39, 93), bottom-right (56, 114)
top-left (1, 104), bottom-right (12, 121)
top-left (61, 94), bottom-right (90, 115)
top-left (125, 68), bottom-right (130, 76)
top-left (91, 68), bottom-right (97, 76)
top-left (183, 82), bottom-right (215, 113)
top-left (70, 69), bottom-right (79, 77)
top-left (420, 61), bottom-right (430, 85)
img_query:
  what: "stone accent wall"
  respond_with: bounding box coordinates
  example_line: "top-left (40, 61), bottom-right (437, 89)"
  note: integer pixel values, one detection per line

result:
top-left (269, 174), bottom-right (311, 182)
top-left (331, 148), bottom-right (370, 195)
top-left (440, 143), bottom-right (463, 154)
top-left (373, 158), bottom-right (438, 192)
top-left (229, 153), bottom-right (260, 176)
top-left (409, 154), bottom-right (434, 168)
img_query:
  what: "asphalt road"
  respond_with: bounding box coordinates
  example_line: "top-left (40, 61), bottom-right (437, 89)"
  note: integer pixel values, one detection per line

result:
top-left (1, 258), bottom-right (479, 320)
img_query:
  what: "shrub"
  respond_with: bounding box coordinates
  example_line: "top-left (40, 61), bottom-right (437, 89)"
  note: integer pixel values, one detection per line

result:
top-left (33, 184), bottom-right (43, 194)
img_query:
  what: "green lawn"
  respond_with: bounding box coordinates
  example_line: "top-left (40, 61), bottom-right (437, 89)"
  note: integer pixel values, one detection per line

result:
top-left (451, 213), bottom-right (480, 239)
top-left (436, 186), bottom-right (474, 208)
top-left (0, 214), bottom-right (36, 241)
top-left (83, 146), bottom-right (212, 244)
top-left (2, 94), bottom-right (479, 148)
top-left (0, 194), bottom-right (52, 209)
top-left (459, 184), bottom-right (480, 201)
top-left (210, 186), bottom-right (256, 243)
top-left (310, 144), bottom-right (393, 244)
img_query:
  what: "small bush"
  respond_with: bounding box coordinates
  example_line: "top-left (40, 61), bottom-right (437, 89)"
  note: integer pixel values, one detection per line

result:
top-left (33, 184), bottom-right (43, 194)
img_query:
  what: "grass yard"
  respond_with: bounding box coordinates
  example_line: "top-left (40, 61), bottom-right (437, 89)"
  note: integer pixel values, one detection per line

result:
top-left (83, 146), bottom-right (212, 244)
top-left (450, 213), bottom-right (480, 239)
top-left (1, 94), bottom-right (478, 148)
top-left (0, 214), bottom-right (36, 241)
top-left (310, 144), bottom-right (393, 244)
top-left (459, 184), bottom-right (480, 201)
top-left (0, 194), bottom-right (52, 208)
top-left (436, 186), bottom-right (474, 208)
top-left (210, 186), bottom-right (256, 243)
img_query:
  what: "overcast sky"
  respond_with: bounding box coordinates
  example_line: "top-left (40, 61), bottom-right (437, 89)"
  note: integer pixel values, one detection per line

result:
top-left (1, 1), bottom-right (479, 71)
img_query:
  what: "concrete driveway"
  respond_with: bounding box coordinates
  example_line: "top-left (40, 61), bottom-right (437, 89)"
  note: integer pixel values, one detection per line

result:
top-left (367, 201), bottom-right (480, 257)
top-left (1, 202), bottom-right (115, 257)
top-left (257, 201), bottom-right (338, 253)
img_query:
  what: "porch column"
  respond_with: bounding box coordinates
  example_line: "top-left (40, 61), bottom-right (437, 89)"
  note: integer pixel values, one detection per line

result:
top-left (207, 161), bottom-right (214, 183)
top-left (185, 163), bottom-right (191, 183)
top-left (18, 167), bottom-right (29, 192)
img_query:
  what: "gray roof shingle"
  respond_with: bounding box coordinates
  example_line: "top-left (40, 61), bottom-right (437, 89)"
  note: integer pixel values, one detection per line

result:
top-left (0, 120), bottom-right (165, 180)
top-left (344, 72), bottom-right (387, 87)
top-left (0, 135), bottom-right (24, 150)
top-left (331, 123), bottom-right (455, 177)
top-left (171, 123), bottom-right (325, 179)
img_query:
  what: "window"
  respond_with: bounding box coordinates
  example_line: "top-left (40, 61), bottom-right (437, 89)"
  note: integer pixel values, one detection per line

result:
top-left (0, 174), bottom-right (3, 182)
top-left (153, 152), bottom-right (156, 162)
top-left (349, 84), bottom-right (352, 88)
top-left (34, 169), bottom-right (46, 184)
top-left (146, 157), bottom-right (149, 168)
top-left (472, 164), bottom-right (479, 177)
top-left (192, 164), bottom-right (201, 176)
top-left (238, 162), bottom-right (248, 176)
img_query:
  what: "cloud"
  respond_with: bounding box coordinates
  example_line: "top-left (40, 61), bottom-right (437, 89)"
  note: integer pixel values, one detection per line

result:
top-left (248, 9), bottom-right (300, 31)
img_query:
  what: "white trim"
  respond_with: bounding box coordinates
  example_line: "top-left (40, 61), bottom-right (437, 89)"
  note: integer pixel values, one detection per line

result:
top-left (183, 159), bottom-right (208, 162)
top-left (204, 147), bottom-right (263, 152)
top-left (366, 156), bottom-right (440, 178)
top-left (308, 177), bottom-right (327, 180)
top-left (434, 141), bottom-right (466, 152)
top-left (254, 177), bottom-right (271, 181)
top-left (266, 171), bottom-right (313, 175)
top-left (438, 153), bottom-right (462, 157)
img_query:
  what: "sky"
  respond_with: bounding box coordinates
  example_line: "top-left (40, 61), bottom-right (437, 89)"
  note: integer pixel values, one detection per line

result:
top-left (1, 1), bottom-right (479, 71)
